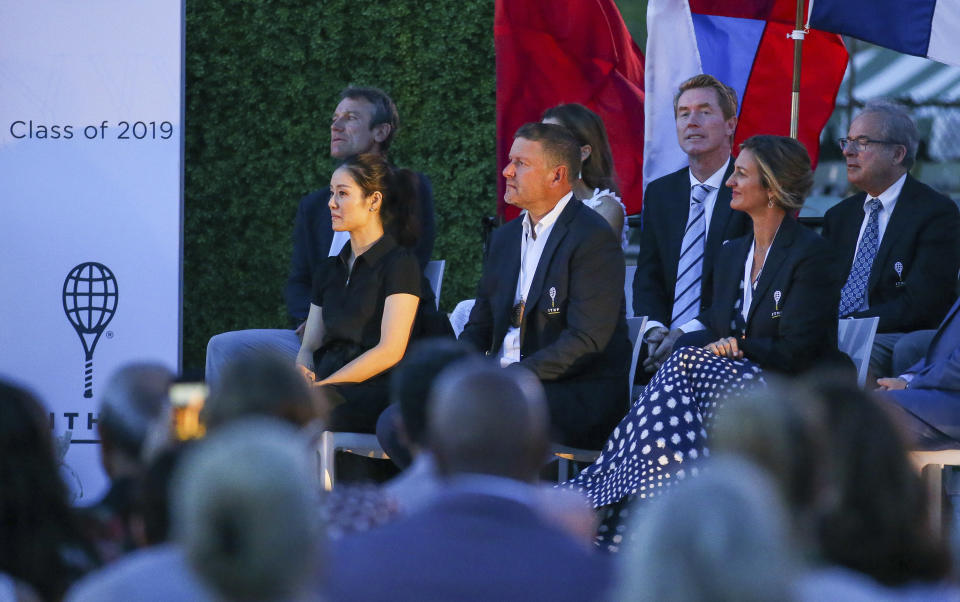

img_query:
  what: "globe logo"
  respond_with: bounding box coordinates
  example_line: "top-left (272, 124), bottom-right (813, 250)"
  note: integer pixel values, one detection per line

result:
top-left (62, 262), bottom-right (118, 398)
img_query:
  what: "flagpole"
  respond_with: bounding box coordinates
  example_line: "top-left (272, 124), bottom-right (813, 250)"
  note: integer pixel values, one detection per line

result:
top-left (789, 0), bottom-right (807, 138)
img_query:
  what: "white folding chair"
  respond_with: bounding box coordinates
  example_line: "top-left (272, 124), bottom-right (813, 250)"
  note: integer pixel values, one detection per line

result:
top-left (837, 316), bottom-right (879, 387)
top-left (318, 431), bottom-right (389, 491)
top-left (910, 449), bottom-right (960, 530)
top-left (552, 315), bottom-right (647, 481)
top-left (624, 265), bottom-right (638, 318)
top-left (424, 259), bottom-right (445, 309)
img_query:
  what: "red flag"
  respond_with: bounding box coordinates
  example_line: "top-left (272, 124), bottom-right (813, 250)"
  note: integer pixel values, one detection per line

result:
top-left (495, 0), bottom-right (645, 220)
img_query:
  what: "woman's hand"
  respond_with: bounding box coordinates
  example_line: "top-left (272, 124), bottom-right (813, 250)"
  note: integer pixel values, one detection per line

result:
top-left (705, 336), bottom-right (744, 359)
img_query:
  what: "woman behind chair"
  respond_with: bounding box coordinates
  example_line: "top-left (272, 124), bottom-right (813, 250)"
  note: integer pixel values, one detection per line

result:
top-left (563, 135), bottom-right (843, 549)
top-left (296, 153), bottom-right (423, 433)
top-left (542, 103), bottom-right (627, 245)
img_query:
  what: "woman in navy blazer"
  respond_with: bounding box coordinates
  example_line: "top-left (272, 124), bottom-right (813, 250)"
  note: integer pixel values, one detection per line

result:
top-left (564, 136), bottom-right (843, 550)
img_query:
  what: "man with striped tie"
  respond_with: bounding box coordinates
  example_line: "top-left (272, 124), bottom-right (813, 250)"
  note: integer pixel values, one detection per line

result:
top-left (822, 101), bottom-right (959, 377)
top-left (632, 74), bottom-right (751, 374)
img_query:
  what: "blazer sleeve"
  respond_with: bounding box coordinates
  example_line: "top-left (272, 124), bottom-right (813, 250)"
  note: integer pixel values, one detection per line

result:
top-left (520, 226), bottom-right (625, 380)
top-left (458, 231), bottom-right (501, 353)
top-left (910, 348), bottom-right (960, 392)
top-left (632, 182), bottom-right (673, 324)
top-left (413, 172), bottom-right (436, 269)
top-left (285, 190), bottom-right (333, 324)
top-left (850, 201), bottom-right (960, 331)
top-left (740, 240), bottom-right (843, 373)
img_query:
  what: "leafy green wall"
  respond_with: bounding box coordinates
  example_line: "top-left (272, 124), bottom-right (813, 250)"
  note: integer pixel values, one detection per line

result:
top-left (183, 0), bottom-right (496, 372)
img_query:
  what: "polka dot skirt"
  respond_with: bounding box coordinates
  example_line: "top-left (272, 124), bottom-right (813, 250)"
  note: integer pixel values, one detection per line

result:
top-left (561, 346), bottom-right (764, 509)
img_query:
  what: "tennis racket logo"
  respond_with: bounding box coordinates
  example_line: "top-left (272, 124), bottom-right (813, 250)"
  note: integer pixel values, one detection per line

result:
top-left (62, 262), bottom-right (118, 398)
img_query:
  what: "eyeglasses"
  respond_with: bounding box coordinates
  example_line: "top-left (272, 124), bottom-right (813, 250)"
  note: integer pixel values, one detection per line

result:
top-left (837, 137), bottom-right (901, 153)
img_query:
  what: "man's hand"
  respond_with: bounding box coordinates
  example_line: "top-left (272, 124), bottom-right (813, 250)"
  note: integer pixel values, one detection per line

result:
top-left (294, 320), bottom-right (307, 341)
top-left (876, 377), bottom-right (908, 391)
top-left (705, 336), bottom-right (743, 360)
top-left (643, 327), bottom-right (683, 373)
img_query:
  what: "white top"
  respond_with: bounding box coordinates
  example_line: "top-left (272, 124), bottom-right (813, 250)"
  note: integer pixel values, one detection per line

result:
top-left (740, 237), bottom-right (775, 322)
top-left (329, 230), bottom-right (350, 256)
top-left (849, 172), bottom-right (907, 269)
top-left (500, 192), bottom-right (573, 366)
top-left (582, 187), bottom-right (628, 248)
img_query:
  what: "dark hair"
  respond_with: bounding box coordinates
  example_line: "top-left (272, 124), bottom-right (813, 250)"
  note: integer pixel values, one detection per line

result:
top-left (136, 443), bottom-right (192, 545)
top-left (514, 122), bottom-right (582, 184)
top-left (98, 363), bottom-right (173, 459)
top-left (337, 153), bottom-right (421, 249)
top-left (391, 338), bottom-right (475, 446)
top-left (542, 103), bottom-right (620, 195)
top-left (340, 86), bottom-right (400, 151)
top-left (810, 379), bottom-right (950, 585)
top-left (0, 380), bottom-right (99, 599)
top-left (203, 352), bottom-right (320, 430)
top-left (739, 135), bottom-right (813, 212)
top-left (674, 73), bottom-right (739, 120)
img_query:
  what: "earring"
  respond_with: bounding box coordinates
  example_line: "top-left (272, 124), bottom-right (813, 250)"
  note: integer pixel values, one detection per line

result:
top-left (767, 198), bottom-right (774, 208)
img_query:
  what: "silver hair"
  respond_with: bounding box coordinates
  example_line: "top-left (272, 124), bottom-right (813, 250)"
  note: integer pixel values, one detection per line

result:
top-left (98, 363), bottom-right (173, 458)
top-left (613, 456), bottom-right (796, 602)
top-left (172, 418), bottom-right (321, 600)
top-left (857, 100), bottom-right (919, 169)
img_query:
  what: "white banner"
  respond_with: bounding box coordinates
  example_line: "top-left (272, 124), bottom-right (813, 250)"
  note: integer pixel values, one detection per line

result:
top-left (0, 1), bottom-right (183, 504)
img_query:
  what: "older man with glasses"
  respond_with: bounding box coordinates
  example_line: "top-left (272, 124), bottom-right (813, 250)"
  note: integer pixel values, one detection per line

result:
top-left (822, 100), bottom-right (960, 380)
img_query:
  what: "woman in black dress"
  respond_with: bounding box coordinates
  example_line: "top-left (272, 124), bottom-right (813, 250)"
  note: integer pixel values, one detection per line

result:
top-left (296, 153), bottom-right (423, 432)
top-left (563, 135), bottom-right (843, 549)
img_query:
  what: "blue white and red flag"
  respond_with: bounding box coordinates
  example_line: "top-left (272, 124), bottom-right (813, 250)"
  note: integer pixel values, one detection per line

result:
top-left (809, 0), bottom-right (960, 67)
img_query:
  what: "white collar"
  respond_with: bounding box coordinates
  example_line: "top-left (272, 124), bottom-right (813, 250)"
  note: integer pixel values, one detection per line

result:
top-left (688, 157), bottom-right (730, 189)
top-left (522, 191), bottom-right (573, 237)
top-left (864, 172), bottom-right (907, 212)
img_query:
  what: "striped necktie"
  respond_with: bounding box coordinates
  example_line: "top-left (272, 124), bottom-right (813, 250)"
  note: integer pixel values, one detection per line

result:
top-left (671, 184), bottom-right (711, 328)
top-left (839, 197), bottom-right (883, 317)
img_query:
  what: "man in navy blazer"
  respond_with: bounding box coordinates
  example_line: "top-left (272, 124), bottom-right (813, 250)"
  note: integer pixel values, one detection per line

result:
top-left (632, 74), bottom-right (751, 373)
top-left (205, 86), bottom-right (435, 386)
top-left (878, 295), bottom-right (960, 450)
top-left (822, 101), bottom-right (959, 376)
top-left (324, 361), bottom-right (610, 602)
top-left (460, 123), bottom-right (630, 449)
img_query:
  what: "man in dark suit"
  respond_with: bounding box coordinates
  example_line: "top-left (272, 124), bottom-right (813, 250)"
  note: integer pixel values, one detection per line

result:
top-left (205, 86), bottom-right (435, 386)
top-left (324, 362), bottom-right (611, 602)
top-left (878, 295), bottom-right (960, 449)
top-left (459, 122), bottom-right (630, 449)
top-left (822, 101), bottom-right (959, 376)
top-left (633, 74), bottom-right (751, 373)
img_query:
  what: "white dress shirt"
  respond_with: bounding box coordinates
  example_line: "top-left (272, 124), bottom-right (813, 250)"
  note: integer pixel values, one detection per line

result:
top-left (500, 192), bottom-right (573, 366)
top-left (848, 172), bottom-right (907, 271)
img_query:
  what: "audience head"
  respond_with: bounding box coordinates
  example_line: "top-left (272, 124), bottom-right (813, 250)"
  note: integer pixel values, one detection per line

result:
top-left (807, 378), bottom-right (950, 586)
top-left (330, 85), bottom-right (399, 158)
top-left (332, 152), bottom-right (421, 248)
top-left (135, 443), bottom-right (192, 547)
top-left (615, 456), bottom-right (795, 602)
top-left (428, 361), bottom-right (549, 482)
top-left (203, 352), bottom-right (319, 431)
top-left (843, 100), bottom-right (918, 195)
top-left (711, 378), bottom-right (828, 544)
top-left (0, 380), bottom-right (96, 600)
top-left (173, 418), bottom-right (320, 601)
top-left (391, 338), bottom-right (476, 451)
top-left (97, 362), bottom-right (173, 477)
top-left (541, 103), bottom-right (620, 194)
top-left (673, 74), bottom-right (738, 163)
top-left (503, 122), bottom-right (581, 215)
top-left (727, 135), bottom-right (812, 214)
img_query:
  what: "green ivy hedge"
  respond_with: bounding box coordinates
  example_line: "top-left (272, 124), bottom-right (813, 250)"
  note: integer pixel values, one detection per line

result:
top-left (183, 0), bottom-right (496, 373)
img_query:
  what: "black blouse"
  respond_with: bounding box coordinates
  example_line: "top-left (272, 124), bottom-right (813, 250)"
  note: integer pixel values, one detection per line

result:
top-left (310, 234), bottom-right (421, 377)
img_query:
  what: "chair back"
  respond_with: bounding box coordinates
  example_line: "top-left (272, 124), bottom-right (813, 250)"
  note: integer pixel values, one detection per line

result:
top-left (424, 260), bottom-right (445, 309)
top-left (627, 315), bottom-right (648, 399)
top-left (624, 265), bottom-right (637, 318)
top-left (837, 316), bottom-right (879, 387)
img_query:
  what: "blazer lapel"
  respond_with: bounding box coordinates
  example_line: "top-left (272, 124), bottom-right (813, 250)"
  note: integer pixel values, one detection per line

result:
top-left (746, 217), bottom-right (797, 327)
top-left (703, 161), bottom-right (737, 277)
top-left (492, 221), bottom-right (522, 347)
top-left (524, 199), bottom-right (577, 319)
top-left (665, 170), bottom-right (693, 277)
top-left (838, 193), bottom-right (866, 270)
top-left (869, 175), bottom-right (915, 291)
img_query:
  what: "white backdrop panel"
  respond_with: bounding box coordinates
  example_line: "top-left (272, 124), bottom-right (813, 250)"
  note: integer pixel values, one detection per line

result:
top-left (0, 1), bottom-right (183, 504)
